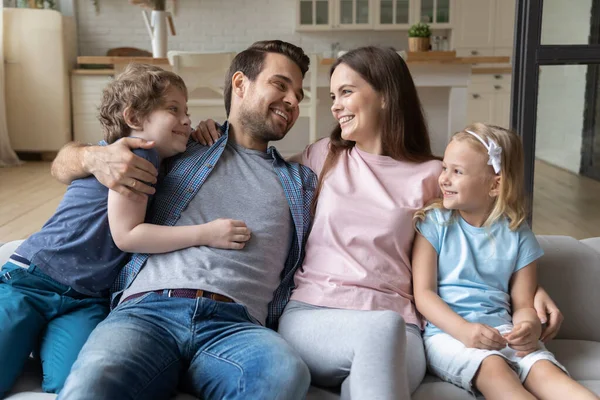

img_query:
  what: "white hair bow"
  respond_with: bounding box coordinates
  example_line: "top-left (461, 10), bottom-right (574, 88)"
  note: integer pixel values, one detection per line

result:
top-left (465, 130), bottom-right (502, 174)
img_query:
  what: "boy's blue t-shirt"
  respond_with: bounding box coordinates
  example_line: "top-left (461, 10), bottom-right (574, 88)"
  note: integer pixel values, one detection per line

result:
top-left (416, 208), bottom-right (544, 337)
top-left (15, 147), bottom-right (160, 297)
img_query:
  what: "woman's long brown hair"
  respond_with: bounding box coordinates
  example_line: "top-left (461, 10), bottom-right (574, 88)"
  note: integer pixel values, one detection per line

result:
top-left (311, 46), bottom-right (438, 215)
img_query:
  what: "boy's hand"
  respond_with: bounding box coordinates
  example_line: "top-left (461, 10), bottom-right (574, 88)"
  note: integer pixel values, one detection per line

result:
top-left (203, 219), bottom-right (251, 249)
top-left (192, 119), bottom-right (222, 146)
top-left (458, 323), bottom-right (507, 350)
top-left (503, 321), bottom-right (541, 357)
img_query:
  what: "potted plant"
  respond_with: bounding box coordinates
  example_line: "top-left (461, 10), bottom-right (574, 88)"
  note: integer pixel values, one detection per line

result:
top-left (408, 22), bottom-right (431, 52)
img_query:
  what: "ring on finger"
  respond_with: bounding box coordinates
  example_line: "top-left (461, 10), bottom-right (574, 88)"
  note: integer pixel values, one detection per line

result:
top-left (131, 179), bottom-right (137, 188)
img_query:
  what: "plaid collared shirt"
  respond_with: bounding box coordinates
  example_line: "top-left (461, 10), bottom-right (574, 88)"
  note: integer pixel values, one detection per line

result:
top-left (111, 122), bottom-right (317, 329)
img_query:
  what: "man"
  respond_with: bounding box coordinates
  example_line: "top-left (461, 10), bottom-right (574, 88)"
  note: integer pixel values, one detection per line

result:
top-left (54, 40), bottom-right (316, 400)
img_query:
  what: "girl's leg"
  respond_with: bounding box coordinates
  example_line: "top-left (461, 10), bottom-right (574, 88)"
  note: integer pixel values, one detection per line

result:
top-left (39, 299), bottom-right (109, 393)
top-left (523, 360), bottom-right (599, 400)
top-left (474, 355), bottom-right (535, 400)
top-left (278, 301), bottom-right (412, 400)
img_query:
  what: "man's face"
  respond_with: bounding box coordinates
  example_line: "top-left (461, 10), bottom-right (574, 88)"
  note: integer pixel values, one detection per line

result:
top-left (238, 53), bottom-right (304, 143)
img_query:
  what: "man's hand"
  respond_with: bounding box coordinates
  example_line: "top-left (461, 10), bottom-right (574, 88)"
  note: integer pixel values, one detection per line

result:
top-left (503, 321), bottom-right (541, 357)
top-left (192, 119), bottom-right (222, 146)
top-left (458, 323), bottom-right (507, 350)
top-left (85, 138), bottom-right (158, 201)
top-left (534, 286), bottom-right (564, 342)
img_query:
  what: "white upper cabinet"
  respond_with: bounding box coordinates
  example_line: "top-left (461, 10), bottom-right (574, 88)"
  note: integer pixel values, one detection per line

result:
top-left (296, 0), bottom-right (452, 31)
top-left (453, 0), bottom-right (516, 57)
top-left (374, 0), bottom-right (413, 29)
top-left (297, 0), bottom-right (373, 30)
top-left (416, 0), bottom-right (452, 28)
top-left (297, 0), bottom-right (334, 31)
top-left (493, 0), bottom-right (516, 49)
top-left (453, 0), bottom-right (495, 50)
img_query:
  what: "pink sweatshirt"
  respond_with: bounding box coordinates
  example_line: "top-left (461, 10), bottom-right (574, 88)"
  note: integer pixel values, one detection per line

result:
top-left (291, 138), bottom-right (442, 327)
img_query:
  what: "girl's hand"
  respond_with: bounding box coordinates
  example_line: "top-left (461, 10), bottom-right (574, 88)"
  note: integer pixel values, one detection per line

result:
top-left (202, 219), bottom-right (251, 249)
top-left (504, 321), bottom-right (541, 357)
top-left (534, 286), bottom-right (564, 342)
top-left (458, 323), bottom-right (507, 350)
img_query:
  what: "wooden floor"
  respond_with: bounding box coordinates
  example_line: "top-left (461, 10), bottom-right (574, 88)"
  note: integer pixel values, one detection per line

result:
top-left (1, 160), bottom-right (600, 242)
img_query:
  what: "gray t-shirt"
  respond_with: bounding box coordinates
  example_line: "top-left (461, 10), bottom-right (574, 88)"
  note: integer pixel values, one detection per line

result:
top-left (121, 142), bottom-right (294, 325)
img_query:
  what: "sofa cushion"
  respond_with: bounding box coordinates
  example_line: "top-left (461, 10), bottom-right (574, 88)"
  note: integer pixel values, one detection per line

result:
top-left (546, 339), bottom-right (600, 381)
top-left (536, 236), bottom-right (600, 342)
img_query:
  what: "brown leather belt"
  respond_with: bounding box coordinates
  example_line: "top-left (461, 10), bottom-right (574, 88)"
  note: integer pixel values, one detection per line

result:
top-left (122, 289), bottom-right (234, 304)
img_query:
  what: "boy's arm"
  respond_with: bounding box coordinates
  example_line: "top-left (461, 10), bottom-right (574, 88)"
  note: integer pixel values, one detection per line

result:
top-left (412, 233), bottom-right (506, 350)
top-left (51, 139), bottom-right (158, 201)
top-left (107, 190), bottom-right (251, 254)
top-left (506, 262), bottom-right (541, 355)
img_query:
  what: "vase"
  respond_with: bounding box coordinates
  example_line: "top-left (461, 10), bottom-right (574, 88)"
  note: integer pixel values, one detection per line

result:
top-left (408, 37), bottom-right (430, 52)
top-left (142, 10), bottom-right (168, 58)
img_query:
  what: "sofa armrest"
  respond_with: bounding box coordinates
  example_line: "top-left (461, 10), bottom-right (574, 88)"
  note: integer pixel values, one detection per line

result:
top-left (0, 240), bottom-right (25, 267)
top-left (536, 235), bottom-right (600, 342)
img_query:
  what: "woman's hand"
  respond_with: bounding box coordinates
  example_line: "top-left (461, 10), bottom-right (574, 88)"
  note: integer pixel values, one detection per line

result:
top-left (534, 286), bottom-right (564, 342)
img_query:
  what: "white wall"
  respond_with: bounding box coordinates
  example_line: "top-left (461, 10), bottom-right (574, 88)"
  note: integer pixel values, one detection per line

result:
top-left (74, 0), bottom-right (411, 57)
top-left (535, 0), bottom-right (592, 173)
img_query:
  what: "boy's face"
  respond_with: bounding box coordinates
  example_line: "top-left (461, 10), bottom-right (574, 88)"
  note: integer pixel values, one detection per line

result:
top-left (141, 87), bottom-right (191, 159)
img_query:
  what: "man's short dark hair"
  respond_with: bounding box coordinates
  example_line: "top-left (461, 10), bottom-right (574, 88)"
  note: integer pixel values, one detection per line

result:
top-left (223, 40), bottom-right (310, 116)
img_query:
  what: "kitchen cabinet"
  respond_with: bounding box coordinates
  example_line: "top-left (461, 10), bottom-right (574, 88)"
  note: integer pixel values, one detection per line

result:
top-left (453, 0), bottom-right (515, 57)
top-left (297, 0), bottom-right (373, 31)
top-left (466, 73), bottom-right (511, 128)
top-left (3, 9), bottom-right (76, 152)
top-left (296, 0), bottom-right (452, 31)
top-left (71, 73), bottom-right (112, 145)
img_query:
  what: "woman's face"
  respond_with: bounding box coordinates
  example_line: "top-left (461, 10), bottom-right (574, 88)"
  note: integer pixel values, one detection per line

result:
top-left (330, 63), bottom-right (384, 152)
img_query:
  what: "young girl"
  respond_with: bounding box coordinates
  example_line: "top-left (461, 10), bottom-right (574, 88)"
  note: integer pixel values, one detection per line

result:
top-left (0, 64), bottom-right (250, 396)
top-left (412, 123), bottom-right (599, 399)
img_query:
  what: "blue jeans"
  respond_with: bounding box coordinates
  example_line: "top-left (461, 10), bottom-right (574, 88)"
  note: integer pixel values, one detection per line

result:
top-left (0, 262), bottom-right (109, 396)
top-left (59, 292), bottom-right (310, 400)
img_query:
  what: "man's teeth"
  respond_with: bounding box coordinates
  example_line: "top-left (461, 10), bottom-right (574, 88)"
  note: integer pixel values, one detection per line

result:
top-left (273, 109), bottom-right (288, 121)
top-left (339, 116), bottom-right (354, 124)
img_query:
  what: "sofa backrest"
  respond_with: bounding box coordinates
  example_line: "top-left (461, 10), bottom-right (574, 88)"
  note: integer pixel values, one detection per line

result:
top-left (537, 235), bottom-right (600, 342)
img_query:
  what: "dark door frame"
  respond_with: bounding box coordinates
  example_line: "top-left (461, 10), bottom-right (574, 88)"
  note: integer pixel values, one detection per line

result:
top-left (511, 0), bottom-right (600, 223)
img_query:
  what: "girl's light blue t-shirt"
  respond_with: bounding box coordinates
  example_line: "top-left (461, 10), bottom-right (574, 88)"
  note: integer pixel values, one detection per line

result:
top-left (416, 208), bottom-right (544, 337)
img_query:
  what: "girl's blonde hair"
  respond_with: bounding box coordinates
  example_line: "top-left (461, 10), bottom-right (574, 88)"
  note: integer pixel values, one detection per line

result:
top-left (414, 122), bottom-right (527, 231)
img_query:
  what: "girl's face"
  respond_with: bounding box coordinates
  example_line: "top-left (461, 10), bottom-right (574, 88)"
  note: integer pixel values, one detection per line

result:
top-left (330, 63), bottom-right (384, 154)
top-left (140, 87), bottom-right (191, 159)
top-left (439, 139), bottom-right (500, 226)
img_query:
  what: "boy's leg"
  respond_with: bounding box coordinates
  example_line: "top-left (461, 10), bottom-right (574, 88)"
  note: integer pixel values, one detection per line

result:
top-left (474, 355), bottom-right (536, 400)
top-left (523, 360), bottom-right (599, 400)
top-left (184, 302), bottom-right (310, 400)
top-left (38, 298), bottom-right (109, 393)
top-left (58, 293), bottom-right (183, 400)
top-left (0, 267), bottom-right (48, 397)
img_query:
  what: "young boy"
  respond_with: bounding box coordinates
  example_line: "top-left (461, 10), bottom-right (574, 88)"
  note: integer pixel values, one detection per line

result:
top-left (0, 64), bottom-right (251, 396)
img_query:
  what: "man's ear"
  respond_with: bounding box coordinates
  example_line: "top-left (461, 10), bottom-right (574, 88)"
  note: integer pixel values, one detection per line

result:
top-left (123, 106), bottom-right (143, 130)
top-left (231, 71), bottom-right (247, 100)
top-left (489, 175), bottom-right (502, 198)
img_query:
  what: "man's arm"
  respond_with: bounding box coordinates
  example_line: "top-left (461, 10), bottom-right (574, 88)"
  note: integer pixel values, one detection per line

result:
top-left (51, 138), bottom-right (159, 201)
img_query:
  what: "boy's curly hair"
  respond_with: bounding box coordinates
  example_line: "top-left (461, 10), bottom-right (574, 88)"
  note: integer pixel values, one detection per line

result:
top-left (99, 63), bottom-right (187, 144)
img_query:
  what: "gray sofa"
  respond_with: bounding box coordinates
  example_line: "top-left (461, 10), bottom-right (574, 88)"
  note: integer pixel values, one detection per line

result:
top-left (2, 235), bottom-right (600, 399)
